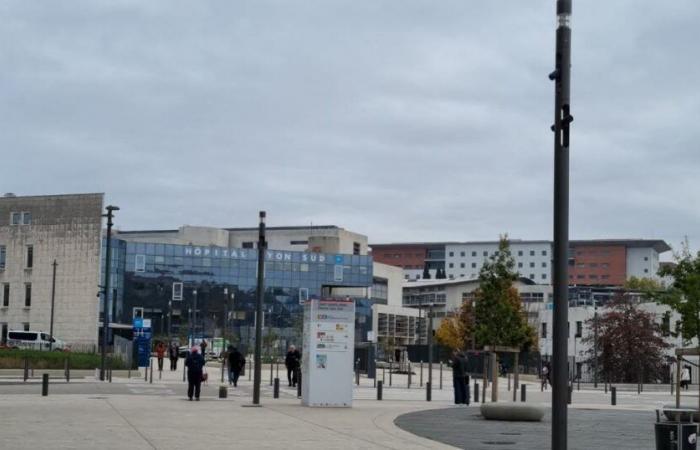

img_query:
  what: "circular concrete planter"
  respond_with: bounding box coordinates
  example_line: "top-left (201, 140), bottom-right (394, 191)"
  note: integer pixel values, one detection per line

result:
top-left (480, 403), bottom-right (545, 422)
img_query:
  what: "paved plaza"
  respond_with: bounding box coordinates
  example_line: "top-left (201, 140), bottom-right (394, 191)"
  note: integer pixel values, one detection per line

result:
top-left (0, 359), bottom-right (695, 449)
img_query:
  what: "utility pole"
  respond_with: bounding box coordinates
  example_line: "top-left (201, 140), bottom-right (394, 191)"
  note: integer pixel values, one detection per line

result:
top-left (593, 301), bottom-right (598, 388)
top-left (193, 289), bottom-right (198, 344)
top-left (100, 205), bottom-right (119, 381)
top-left (550, 1), bottom-right (573, 449)
top-left (49, 260), bottom-right (57, 351)
top-left (223, 287), bottom-right (228, 349)
top-left (253, 211), bottom-right (267, 405)
top-left (427, 303), bottom-right (434, 400)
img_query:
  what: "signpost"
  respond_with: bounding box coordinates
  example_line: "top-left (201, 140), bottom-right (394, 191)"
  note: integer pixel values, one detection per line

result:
top-left (133, 318), bottom-right (152, 369)
top-left (301, 298), bottom-right (355, 407)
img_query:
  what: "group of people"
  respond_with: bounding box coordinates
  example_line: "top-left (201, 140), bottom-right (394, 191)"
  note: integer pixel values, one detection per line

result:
top-left (154, 341), bottom-right (182, 372)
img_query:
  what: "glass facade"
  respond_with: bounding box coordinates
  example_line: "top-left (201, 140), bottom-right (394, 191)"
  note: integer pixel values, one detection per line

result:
top-left (104, 240), bottom-right (373, 351)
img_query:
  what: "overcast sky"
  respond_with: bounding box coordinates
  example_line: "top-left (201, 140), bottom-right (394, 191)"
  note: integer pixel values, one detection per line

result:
top-left (2, 1), bottom-right (698, 256)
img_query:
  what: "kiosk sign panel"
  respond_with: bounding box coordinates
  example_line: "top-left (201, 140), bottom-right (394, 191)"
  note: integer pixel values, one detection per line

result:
top-left (133, 318), bottom-right (152, 368)
top-left (301, 298), bottom-right (355, 407)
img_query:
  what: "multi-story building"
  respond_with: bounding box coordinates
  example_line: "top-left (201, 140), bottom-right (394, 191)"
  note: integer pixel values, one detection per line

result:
top-left (0, 193), bottom-right (104, 347)
top-left (372, 239), bottom-right (671, 286)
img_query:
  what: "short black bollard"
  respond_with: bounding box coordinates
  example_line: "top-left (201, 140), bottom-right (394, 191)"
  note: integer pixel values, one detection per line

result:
top-left (377, 380), bottom-right (383, 400)
top-left (508, 373), bottom-right (511, 391)
top-left (219, 385), bottom-right (228, 399)
top-left (408, 366), bottom-right (412, 389)
top-left (567, 384), bottom-right (572, 404)
top-left (109, 366), bottom-right (113, 383)
top-left (474, 383), bottom-right (480, 403)
top-left (66, 358), bottom-right (71, 383)
top-left (426, 381), bottom-right (431, 401)
top-left (389, 365), bottom-right (392, 386)
top-left (637, 382), bottom-right (640, 395)
top-left (439, 362), bottom-right (443, 390)
top-left (144, 364), bottom-right (148, 382)
top-left (42, 374), bottom-right (49, 396)
top-left (23, 358), bottom-right (29, 382)
top-left (182, 363), bottom-right (186, 382)
top-left (248, 358), bottom-right (252, 381)
top-left (356, 368), bottom-right (360, 386)
top-left (611, 386), bottom-right (617, 405)
top-left (521, 384), bottom-right (527, 402)
top-left (297, 373), bottom-right (302, 399)
top-left (149, 364), bottom-right (153, 384)
top-left (274, 378), bottom-right (280, 399)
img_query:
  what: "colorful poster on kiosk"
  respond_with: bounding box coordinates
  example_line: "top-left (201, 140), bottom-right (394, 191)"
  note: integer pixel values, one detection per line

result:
top-left (301, 298), bottom-right (355, 407)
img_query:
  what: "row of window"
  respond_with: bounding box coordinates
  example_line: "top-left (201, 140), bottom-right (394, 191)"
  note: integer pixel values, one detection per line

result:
top-left (1, 283), bottom-right (32, 308)
top-left (448, 261), bottom-right (549, 270)
top-left (9, 212), bottom-right (32, 226)
top-left (0, 245), bottom-right (34, 270)
top-left (541, 321), bottom-right (583, 339)
top-left (569, 274), bottom-right (611, 280)
top-left (573, 262), bottom-right (610, 269)
top-left (448, 249), bottom-right (548, 258)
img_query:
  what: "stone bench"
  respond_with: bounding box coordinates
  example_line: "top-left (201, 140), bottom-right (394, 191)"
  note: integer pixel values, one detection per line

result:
top-left (480, 403), bottom-right (545, 422)
top-left (662, 405), bottom-right (700, 422)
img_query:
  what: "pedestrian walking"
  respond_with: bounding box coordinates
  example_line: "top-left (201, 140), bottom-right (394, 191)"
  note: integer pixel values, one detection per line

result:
top-left (285, 345), bottom-right (301, 387)
top-left (185, 346), bottom-right (206, 401)
top-left (542, 362), bottom-right (551, 390)
top-left (200, 339), bottom-right (208, 358)
top-left (682, 366), bottom-right (691, 390)
top-left (169, 342), bottom-right (179, 371)
top-left (227, 345), bottom-right (245, 387)
top-left (155, 341), bottom-right (166, 372)
top-left (452, 350), bottom-right (467, 405)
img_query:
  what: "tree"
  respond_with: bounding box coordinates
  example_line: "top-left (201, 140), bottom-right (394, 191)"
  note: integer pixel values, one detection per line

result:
top-left (472, 236), bottom-right (536, 351)
top-left (582, 293), bottom-right (670, 383)
top-left (625, 276), bottom-right (665, 291)
top-left (435, 316), bottom-right (463, 350)
top-left (656, 239), bottom-right (700, 345)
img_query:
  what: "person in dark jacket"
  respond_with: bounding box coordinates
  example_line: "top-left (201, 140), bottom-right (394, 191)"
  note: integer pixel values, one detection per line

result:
top-left (285, 345), bottom-right (301, 387)
top-left (227, 345), bottom-right (245, 387)
top-left (185, 346), bottom-right (206, 401)
top-left (452, 350), bottom-right (467, 405)
top-left (168, 342), bottom-right (179, 371)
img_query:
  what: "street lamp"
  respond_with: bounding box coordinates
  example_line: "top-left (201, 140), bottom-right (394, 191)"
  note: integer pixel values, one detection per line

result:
top-left (550, 0), bottom-right (573, 448)
top-left (427, 302), bottom-right (434, 401)
top-left (193, 289), bottom-right (198, 344)
top-left (100, 205), bottom-right (119, 382)
top-left (253, 211), bottom-right (267, 405)
top-left (49, 260), bottom-right (57, 351)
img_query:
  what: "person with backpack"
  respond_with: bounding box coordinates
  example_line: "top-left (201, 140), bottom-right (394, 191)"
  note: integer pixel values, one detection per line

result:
top-left (185, 346), bottom-right (206, 401)
top-left (452, 350), bottom-right (467, 405)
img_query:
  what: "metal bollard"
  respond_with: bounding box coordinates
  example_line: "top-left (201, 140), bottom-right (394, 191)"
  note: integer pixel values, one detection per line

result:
top-left (297, 373), bottom-right (302, 398)
top-left (109, 366), bottom-right (113, 383)
top-left (248, 358), bottom-right (252, 381)
top-left (149, 364), bottom-right (153, 384)
top-left (567, 384), bottom-right (572, 404)
top-left (66, 358), bottom-right (71, 383)
top-left (408, 365), bottom-right (412, 389)
top-left (356, 368), bottom-right (360, 386)
top-left (23, 358), bottom-right (29, 382)
top-left (420, 361), bottom-right (424, 387)
top-left (221, 360), bottom-right (225, 383)
top-left (389, 364), bottom-right (392, 386)
top-left (274, 378), bottom-right (280, 399)
top-left (219, 385), bottom-right (228, 398)
top-left (637, 382), bottom-right (640, 395)
top-left (521, 384), bottom-right (527, 402)
top-left (145, 364), bottom-right (148, 381)
top-left (439, 362), bottom-right (443, 390)
top-left (377, 380), bottom-right (383, 400)
top-left (508, 373), bottom-right (511, 391)
top-left (42, 374), bottom-right (49, 396)
top-left (474, 383), bottom-right (480, 403)
top-left (604, 381), bottom-right (608, 394)
top-left (426, 381), bottom-right (431, 402)
top-left (270, 361), bottom-right (274, 386)
top-left (611, 386), bottom-right (617, 405)
top-left (182, 362), bottom-right (186, 382)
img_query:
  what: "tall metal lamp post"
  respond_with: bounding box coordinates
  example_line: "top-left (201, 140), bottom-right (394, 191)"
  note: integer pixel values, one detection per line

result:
top-left (550, 0), bottom-right (573, 448)
top-left (49, 259), bottom-right (58, 351)
top-left (253, 211), bottom-right (267, 405)
top-left (100, 205), bottom-right (119, 381)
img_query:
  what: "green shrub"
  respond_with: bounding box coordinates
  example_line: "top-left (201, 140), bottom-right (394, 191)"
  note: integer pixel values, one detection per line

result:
top-left (0, 349), bottom-right (127, 370)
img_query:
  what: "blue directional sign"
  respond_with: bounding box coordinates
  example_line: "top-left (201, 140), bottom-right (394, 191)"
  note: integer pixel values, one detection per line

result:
top-left (133, 318), bottom-right (152, 367)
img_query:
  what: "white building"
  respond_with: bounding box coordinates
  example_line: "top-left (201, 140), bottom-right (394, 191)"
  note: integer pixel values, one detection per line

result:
top-left (0, 193), bottom-right (104, 347)
top-left (445, 240), bottom-right (552, 284)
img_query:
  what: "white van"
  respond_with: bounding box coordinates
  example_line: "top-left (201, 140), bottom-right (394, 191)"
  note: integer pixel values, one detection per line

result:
top-left (7, 330), bottom-right (66, 351)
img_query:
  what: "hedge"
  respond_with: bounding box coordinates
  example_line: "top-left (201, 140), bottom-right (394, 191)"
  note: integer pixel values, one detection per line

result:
top-left (0, 349), bottom-right (127, 370)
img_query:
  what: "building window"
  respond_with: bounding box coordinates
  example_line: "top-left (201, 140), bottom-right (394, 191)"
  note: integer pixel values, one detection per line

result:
top-left (26, 245), bottom-right (33, 269)
top-left (542, 250), bottom-right (547, 256)
top-left (529, 274), bottom-right (535, 279)
top-left (541, 323), bottom-right (547, 338)
top-left (290, 240), bottom-right (308, 245)
top-left (589, 274), bottom-right (598, 279)
top-left (0, 323), bottom-right (7, 344)
top-left (242, 242), bottom-right (254, 249)
top-left (577, 274), bottom-right (585, 279)
top-left (448, 263), bottom-right (454, 268)
top-left (135, 254), bottom-right (146, 272)
top-left (472, 251), bottom-right (476, 257)
top-left (23, 322), bottom-right (30, 331)
top-left (460, 274), bottom-right (465, 277)
top-left (518, 250), bottom-right (523, 256)
top-left (0, 245), bottom-right (5, 269)
top-left (449, 252), bottom-right (454, 257)
top-left (10, 212), bottom-right (21, 225)
top-left (518, 262), bottom-right (523, 268)
top-left (24, 284), bottom-right (31, 308)
top-left (575, 321), bottom-right (583, 338)
top-left (530, 250), bottom-right (535, 256)
top-left (460, 263), bottom-right (465, 268)
top-left (2, 284), bottom-right (8, 307)
top-left (644, 256), bottom-right (649, 261)
top-left (541, 274), bottom-right (547, 279)
top-left (22, 212), bottom-right (32, 225)
top-left (483, 251), bottom-right (488, 257)
top-left (460, 251), bottom-right (465, 257)
top-left (353, 242), bottom-right (361, 255)
top-left (172, 282), bottom-right (183, 301)
top-left (644, 268), bottom-right (649, 273)
top-left (299, 287), bottom-right (309, 303)
top-left (542, 262), bottom-right (547, 268)
top-left (530, 262), bottom-right (535, 268)
top-left (472, 262), bottom-right (477, 268)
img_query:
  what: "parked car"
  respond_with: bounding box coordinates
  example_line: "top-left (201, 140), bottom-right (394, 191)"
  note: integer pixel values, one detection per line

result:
top-left (6, 330), bottom-right (66, 351)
